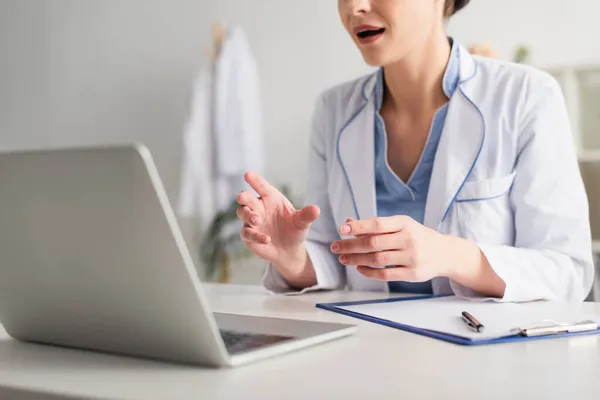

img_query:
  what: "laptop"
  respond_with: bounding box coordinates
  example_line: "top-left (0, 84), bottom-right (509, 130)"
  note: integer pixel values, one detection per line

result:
top-left (0, 144), bottom-right (356, 368)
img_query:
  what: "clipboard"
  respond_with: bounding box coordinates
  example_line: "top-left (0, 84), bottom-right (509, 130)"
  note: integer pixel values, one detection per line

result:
top-left (316, 295), bottom-right (600, 346)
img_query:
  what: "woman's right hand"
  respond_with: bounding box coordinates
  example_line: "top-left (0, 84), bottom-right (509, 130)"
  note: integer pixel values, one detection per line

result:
top-left (236, 171), bottom-right (320, 280)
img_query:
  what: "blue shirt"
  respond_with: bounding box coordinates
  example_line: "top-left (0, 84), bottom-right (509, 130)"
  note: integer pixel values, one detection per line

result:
top-left (374, 42), bottom-right (460, 294)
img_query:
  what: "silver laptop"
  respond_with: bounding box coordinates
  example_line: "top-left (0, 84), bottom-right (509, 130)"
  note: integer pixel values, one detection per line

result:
top-left (0, 144), bottom-right (356, 368)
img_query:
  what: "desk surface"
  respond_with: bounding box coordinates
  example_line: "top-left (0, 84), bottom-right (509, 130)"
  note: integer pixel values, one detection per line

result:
top-left (1, 284), bottom-right (599, 400)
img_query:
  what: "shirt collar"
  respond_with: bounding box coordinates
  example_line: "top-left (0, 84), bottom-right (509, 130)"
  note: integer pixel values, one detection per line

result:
top-left (375, 38), bottom-right (461, 111)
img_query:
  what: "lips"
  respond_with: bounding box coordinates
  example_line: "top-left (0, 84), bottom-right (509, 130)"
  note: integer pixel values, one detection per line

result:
top-left (354, 25), bottom-right (386, 44)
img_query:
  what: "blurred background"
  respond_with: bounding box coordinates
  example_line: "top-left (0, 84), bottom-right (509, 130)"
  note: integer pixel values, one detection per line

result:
top-left (1, 0), bottom-right (599, 294)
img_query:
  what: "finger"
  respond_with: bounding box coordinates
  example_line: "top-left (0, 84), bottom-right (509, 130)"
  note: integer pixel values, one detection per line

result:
top-left (338, 250), bottom-right (411, 268)
top-left (356, 266), bottom-right (415, 282)
top-left (244, 171), bottom-right (279, 198)
top-left (236, 206), bottom-right (261, 226)
top-left (339, 217), bottom-right (371, 243)
top-left (237, 190), bottom-right (262, 212)
top-left (294, 205), bottom-right (320, 230)
top-left (331, 232), bottom-right (407, 254)
top-left (339, 216), bottom-right (412, 236)
top-left (344, 217), bottom-right (368, 237)
top-left (241, 227), bottom-right (271, 245)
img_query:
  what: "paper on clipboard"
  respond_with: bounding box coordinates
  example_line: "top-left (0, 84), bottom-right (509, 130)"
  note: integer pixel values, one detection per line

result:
top-left (337, 296), bottom-right (600, 341)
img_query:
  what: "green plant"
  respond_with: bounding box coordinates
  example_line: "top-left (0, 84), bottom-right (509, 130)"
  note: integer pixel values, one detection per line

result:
top-left (199, 185), bottom-right (296, 282)
top-left (513, 45), bottom-right (530, 64)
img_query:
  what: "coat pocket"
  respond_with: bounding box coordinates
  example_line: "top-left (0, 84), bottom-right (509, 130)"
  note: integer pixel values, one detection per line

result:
top-left (454, 173), bottom-right (516, 244)
top-left (456, 172), bottom-right (516, 202)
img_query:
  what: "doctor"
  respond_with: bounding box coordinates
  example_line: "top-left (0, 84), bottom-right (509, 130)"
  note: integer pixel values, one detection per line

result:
top-left (236, 0), bottom-right (594, 302)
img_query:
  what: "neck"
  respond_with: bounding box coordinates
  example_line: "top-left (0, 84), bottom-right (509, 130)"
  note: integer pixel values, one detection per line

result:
top-left (382, 31), bottom-right (452, 116)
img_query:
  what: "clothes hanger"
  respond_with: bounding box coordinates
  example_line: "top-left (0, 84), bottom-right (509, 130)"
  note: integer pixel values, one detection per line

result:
top-left (210, 21), bottom-right (226, 60)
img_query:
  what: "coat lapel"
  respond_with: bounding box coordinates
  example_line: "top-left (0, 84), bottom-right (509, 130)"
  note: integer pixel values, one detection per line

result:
top-left (335, 75), bottom-right (387, 292)
top-left (424, 47), bottom-right (484, 232)
top-left (336, 76), bottom-right (378, 223)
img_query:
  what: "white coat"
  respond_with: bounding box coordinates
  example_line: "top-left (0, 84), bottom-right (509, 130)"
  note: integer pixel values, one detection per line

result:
top-left (263, 44), bottom-right (595, 302)
top-left (179, 26), bottom-right (264, 233)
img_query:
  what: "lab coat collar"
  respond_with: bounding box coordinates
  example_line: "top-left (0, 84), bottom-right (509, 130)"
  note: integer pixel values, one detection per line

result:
top-left (338, 44), bottom-right (482, 231)
top-left (424, 45), bottom-right (482, 231)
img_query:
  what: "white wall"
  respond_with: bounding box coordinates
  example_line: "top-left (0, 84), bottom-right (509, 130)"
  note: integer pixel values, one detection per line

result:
top-left (1, 0), bottom-right (599, 203)
top-left (447, 0), bottom-right (600, 69)
top-left (0, 0), bottom-right (213, 199)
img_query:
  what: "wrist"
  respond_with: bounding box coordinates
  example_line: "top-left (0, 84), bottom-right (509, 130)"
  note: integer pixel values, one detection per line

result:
top-left (275, 244), bottom-right (308, 273)
top-left (273, 245), bottom-right (317, 289)
top-left (442, 235), bottom-right (483, 283)
top-left (442, 235), bottom-right (506, 298)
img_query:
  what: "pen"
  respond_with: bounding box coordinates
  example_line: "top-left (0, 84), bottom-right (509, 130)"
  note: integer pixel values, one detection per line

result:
top-left (461, 311), bottom-right (484, 333)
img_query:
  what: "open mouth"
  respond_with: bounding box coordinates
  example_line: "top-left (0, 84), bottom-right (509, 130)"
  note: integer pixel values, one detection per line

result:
top-left (357, 28), bottom-right (386, 39)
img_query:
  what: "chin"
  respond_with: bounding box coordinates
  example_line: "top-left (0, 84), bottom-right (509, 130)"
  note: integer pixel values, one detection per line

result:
top-left (360, 52), bottom-right (387, 67)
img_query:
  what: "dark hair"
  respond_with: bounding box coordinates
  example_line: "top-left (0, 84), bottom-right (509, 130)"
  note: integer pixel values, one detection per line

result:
top-left (444, 0), bottom-right (470, 17)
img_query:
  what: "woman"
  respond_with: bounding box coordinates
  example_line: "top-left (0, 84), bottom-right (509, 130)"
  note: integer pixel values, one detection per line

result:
top-left (236, 0), bottom-right (594, 302)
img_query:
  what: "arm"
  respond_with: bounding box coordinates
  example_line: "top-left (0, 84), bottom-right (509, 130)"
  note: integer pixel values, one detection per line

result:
top-left (262, 95), bottom-right (346, 294)
top-left (451, 76), bottom-right (594, 302)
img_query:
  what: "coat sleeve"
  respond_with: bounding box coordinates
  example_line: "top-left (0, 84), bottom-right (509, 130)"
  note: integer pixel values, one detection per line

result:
top-left (451, 74), bottom-right (595, 302)
top-left (262, 95), bottom-right (347, 294)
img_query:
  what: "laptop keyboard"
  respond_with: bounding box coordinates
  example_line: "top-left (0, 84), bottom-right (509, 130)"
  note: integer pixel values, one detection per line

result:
top-left (219, 330), bottom-right (294, 354)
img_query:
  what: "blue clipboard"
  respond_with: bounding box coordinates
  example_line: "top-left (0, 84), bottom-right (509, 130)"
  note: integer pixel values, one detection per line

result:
top-left (316, 295), bottom-right (600, 346)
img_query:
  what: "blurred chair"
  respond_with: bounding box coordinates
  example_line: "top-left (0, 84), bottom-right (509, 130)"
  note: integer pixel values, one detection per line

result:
top-left (578, 160), bottom-right (600, 301)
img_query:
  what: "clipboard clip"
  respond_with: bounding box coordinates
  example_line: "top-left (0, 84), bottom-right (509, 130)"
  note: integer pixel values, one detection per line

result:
top-left (514, 319), bottom-right (599, 337)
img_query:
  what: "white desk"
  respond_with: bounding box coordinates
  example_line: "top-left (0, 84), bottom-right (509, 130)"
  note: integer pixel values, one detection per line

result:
top-left (1, 284), bottom-right (599, 399)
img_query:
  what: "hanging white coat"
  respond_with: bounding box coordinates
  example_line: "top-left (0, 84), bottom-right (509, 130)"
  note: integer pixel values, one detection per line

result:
top-left (263, 44), bottom-right (595, 302)
top-left (179, 26), bottom-right (264, 233)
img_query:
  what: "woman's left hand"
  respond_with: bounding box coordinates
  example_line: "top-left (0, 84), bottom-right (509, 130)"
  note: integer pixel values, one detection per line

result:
top-left (330, 216), bottom-right (456, 282)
